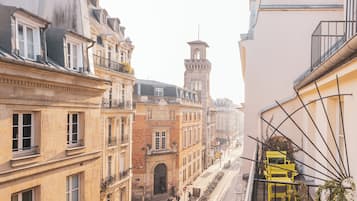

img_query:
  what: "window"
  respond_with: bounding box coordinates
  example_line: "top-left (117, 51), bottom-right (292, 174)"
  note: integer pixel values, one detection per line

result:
top-left (17, 23), bottom-right (37, 60)
top-left (153, 131), bottom-right (168, 150)
top-left (183, 130), bottom-right (187, 148)
top-left (108, 119), bottom-right (112, 145)
top-left (162, 132), bottom-right (166, 149)
top-left (183, 169), bottom-right (186, 182)
top-left (67, 42), bottom-right (82, 71)
top-left (106, 194), bottom-right (112, 201)
top-left (120, 52), bottom-right (125, 63)
top-left (121, 117), bottom-right (125, 142)
top-left (154, 88), bottom-right (164, 96)
top-left (147, 110), bottom-right (152, 120)
top-left (119, 153), bottom-right (125, 175)
top-left (13, 113), bottom-right (34, 153)
top-left (96, 36), bottom-right (103, 46)
top-left (108, 156), bottom-right (112, 177)
top-left (189, 128), bottom-right (192, 146)
top-left (121, 84), bottom-right (125, 103)
top-left (11, 188), bottom-right (35, 201)
top-left (155, 132), bottom-right (160, 150)
top-left (66, 174), bottom-right (80, 201)
top-left (67, 113), bottom-right (80, 146)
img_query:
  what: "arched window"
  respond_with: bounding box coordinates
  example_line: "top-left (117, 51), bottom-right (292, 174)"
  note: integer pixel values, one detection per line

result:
top-left (194, 48), bottom-right (201, 60)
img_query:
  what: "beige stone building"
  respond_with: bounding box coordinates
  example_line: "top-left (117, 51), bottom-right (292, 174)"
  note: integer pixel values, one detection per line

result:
top-left (131, 80), bottom-right (203, 201)
top-left (214, 98), bottom-right (243, 147)
top-left (0, 4), bottom-right (108, 201)
top-left (88, 1), bottom-right (135, 201)
top-left (184, 40), bottom-right (216, 168)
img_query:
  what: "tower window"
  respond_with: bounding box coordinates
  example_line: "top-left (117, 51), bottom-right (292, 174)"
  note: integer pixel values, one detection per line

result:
top-left (194, 48), bottom-right (201, 60)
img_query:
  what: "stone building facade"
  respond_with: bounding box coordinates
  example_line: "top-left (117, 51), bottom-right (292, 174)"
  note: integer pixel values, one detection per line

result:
top-left (184, 40), bottom-right (216, 168)
top-left (0, 1), bottom-right (135, 201)
top-left (0, 4), bottom-right (108, 201)
top-left (214, 99), bottom-right (244, 149)
top-left (132, 80), bottom-right (203, 201)
top-left (88, 1), bottom-right (135, 201)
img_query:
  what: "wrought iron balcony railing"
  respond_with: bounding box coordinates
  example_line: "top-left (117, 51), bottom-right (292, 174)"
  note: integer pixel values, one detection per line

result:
top-left (120, 135), bottom-right (129, 144)
top-left (102, 98), bottom-right (132, 110)
top-left (107, 136), bottom-right (117, 147)
top-left (119, 169), bottom-right (130, 180)
top-left (100, 175), bottom-right (116, 192)
top-left (311, 21), bottom-right (356, 70)
top-left (93, 54), bottom-right (131, 74)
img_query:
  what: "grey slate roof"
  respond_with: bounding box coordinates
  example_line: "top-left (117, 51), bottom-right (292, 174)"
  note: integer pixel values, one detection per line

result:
top-left (135, 79), bottom-right (199, 102)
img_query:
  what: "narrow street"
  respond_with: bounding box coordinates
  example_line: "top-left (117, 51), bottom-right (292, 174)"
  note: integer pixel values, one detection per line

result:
top-left (207, 146), bottom-right (243, 201)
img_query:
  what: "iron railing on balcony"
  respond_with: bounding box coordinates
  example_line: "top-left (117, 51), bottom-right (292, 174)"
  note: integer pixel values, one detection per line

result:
top-left (100, 175), bottom-right (116, 192)
top-left (93, 54), bottom-right (131, 74)
top-left (120, 135), bottom-right (129, 144)
top-left (102, 98), bottom-right (132, 110)
top-left (119, 169), bottom-right (130, 180)
top-left (311, 21), bottom-right (356, 70)
top-left (107, 136), bottom-right (117, 147)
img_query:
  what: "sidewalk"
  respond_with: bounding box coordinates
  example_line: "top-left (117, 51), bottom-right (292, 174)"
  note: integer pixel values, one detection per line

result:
top-left (190, 145), bottom-right (243, 200)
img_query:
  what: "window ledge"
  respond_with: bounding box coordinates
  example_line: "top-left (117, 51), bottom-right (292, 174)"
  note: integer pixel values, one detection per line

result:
top-left (66, 145), bottom-right (86, 156)
top-left (11, 153), bottom-right (41, 168)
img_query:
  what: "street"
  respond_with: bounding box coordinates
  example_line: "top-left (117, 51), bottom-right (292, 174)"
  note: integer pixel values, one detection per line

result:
top-left (208, 146), bottom-right (244, 201)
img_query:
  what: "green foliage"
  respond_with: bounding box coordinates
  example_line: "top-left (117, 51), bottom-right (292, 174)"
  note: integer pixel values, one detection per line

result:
top-left (315, 178), bottom-right (355, 201)
top-left (263, 136), bottom-right (299, 160)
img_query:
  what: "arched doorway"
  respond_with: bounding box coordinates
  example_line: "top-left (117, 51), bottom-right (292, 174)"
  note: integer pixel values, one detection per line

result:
top-left (154, 163), bottom-right (167, 195)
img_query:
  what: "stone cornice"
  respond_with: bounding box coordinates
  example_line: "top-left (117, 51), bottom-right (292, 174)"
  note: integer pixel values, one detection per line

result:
top-left (0, 76), bottom-right (71, 92)
top-left (0, 151), bottom-right (101, 184)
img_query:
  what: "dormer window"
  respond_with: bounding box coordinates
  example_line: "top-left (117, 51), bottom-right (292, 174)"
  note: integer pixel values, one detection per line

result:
top-left (154, 88), bottom-right (164, 97)
top-left (66, 39), bottom-right (84, 72)
top-left (15, 18), bottom-right (41, 60)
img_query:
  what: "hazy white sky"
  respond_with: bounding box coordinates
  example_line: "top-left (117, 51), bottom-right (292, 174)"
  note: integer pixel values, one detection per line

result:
top-left (101, 0), bottom-right (249, 104)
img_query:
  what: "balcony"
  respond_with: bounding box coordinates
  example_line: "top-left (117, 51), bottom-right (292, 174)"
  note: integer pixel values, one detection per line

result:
top-left (310, 0), bottom-right (357, 70)
top-left (102, 98), bottom-right (132, 110)
top-left (107, 136), bottom-right (117, 147)
top-left (93, 54), bottom-right (133, 74)
top-left (119, 169), bottom-right (130, 180)
top-left (120, 135), bottom-right (129, 145)
top-left (101, 175), bottom-right (116, 192)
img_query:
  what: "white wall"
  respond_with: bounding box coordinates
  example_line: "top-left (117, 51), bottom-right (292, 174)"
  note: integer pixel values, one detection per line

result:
top-left (239, 2), bottom-right (344, 182)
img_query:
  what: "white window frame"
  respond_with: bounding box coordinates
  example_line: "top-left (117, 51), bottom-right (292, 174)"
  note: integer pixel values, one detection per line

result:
top-left (153, 129), bottom-right (169, 151)
top-left (12, 112), bottom-right (35, 153)
top-left (15, 14), bottom-right (41, 60)
top-left (66, 39), bottom-right (83, 71)
top-left (67, 113), bottom-right (80, 146)
top-left (66, 174), bottom-right (80, 201)
top-left (154, 88), bottom-right (164, 96)
top-left (12, 188), bottom-right (35, 201)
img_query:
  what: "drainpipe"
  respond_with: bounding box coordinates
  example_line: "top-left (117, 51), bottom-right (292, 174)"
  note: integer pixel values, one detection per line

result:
top-left (42, 23), bottom-right (49, 63)
top-left (87, 40), bottom-right (95, 73)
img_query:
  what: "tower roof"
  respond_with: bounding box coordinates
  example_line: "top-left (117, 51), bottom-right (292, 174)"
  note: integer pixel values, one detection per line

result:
top-left (187, 40), bottom-right (209, 47)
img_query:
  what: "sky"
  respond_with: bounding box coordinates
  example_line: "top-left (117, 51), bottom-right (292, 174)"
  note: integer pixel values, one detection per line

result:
top-left (101, 0), bottom-right (249, 104)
